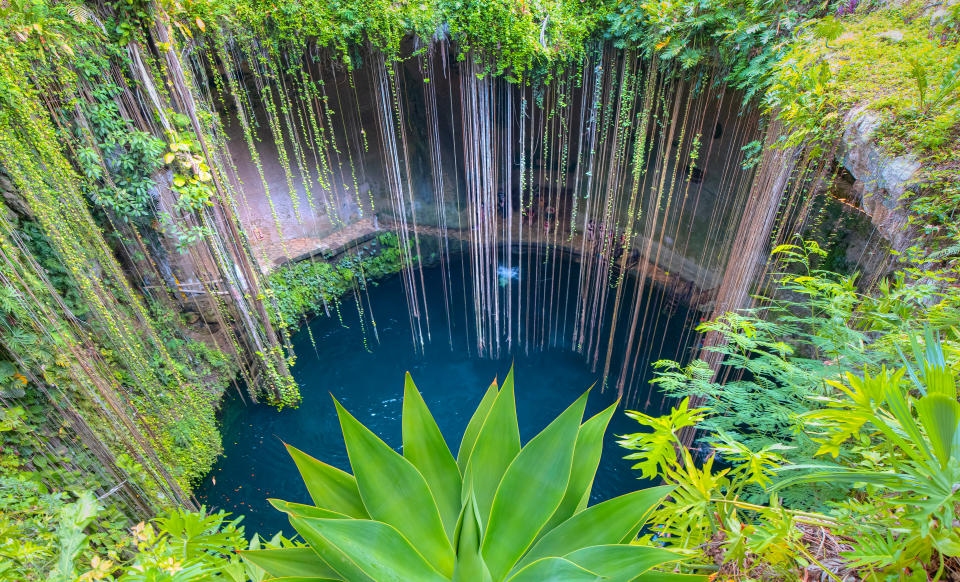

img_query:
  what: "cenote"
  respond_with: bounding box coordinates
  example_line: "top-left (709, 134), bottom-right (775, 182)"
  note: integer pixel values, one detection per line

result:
top-left (198, 250), bottom-right (689, 535)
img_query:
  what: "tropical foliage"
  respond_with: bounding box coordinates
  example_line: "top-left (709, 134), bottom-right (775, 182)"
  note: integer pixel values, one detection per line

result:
top-left (268, 232), bottom-right (406, 329)
top-left (623, 242), bottom-right (960, 580)
top-left (244, 371), bottom-right (691, 581)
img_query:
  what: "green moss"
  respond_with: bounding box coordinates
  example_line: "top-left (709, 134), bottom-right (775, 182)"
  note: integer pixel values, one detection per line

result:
top-left (768, 1), bottom-right (960, 258)
top-left (267, 231), bottom-right (406, 329)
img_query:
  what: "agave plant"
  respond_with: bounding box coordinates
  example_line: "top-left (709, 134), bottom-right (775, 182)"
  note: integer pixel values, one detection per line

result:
top-left (242, 369), bottom-right (690, 581)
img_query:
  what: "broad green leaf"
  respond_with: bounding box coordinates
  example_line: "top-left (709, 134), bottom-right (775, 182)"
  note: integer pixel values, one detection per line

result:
top-left (481, 391), bottom-right (588, 581)
top-left (262, 578), bottom-right (339, 582)
top-left (287, 515), bottom-right (373, 582)
top-left (290, 516), bottom-right (448, 582)
top-left (268, 499), bottom-right (350, 520)
top-left (285, 444), bottom-right (368, 518)
top-left (633, 573), bottom-right (709, 581)
top-left (505, 557), bottom-right (600, 582)
top-left (240, 548), bottom-right (339, 580)
top-left (462, 371), bottom-right (520, 524)
top-left (457, 380), bottom-right (499, 471)
top-left (564, 545), bottom-right (681, 582)
top-left (452, 492), bottom-right (492, 582)
top-left (543, 400), bottom-right (618, 534)
top-left (334, 398), bottom-right (454, 577)
top-left (516, 486), bottom-right (673, 571)
top-left (403, 372), bottom-right (463, 540)
top-left (916, 393), bottom-right (960, 468)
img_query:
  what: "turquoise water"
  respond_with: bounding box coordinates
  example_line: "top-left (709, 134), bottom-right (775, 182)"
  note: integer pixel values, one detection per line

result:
top-left (196, 252), bottom-right (688, 536)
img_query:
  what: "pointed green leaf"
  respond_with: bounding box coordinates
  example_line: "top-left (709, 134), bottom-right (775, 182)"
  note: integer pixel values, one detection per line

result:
top-left (334, 398), bottom-right (454, 577)
top-left (633, 573), bottom-right (710, 581)
top-left (517, 486), bottom-right (673, 571)
top-left (262, 578), bottom-right (339, 582)
top-left (285, 444), bottom-right (368, 518)
top-left (917, 393), bottom-right (960, 468)
top-left (290, 516), bottom-right (448, 582)
top-left (543, 400), bottom-right (618, 535)
top-left (403, 372), bottom-right (463, 540)
top-left (240, 548), bottom-right (339, 580)
top-left (564, 545), bottom-right (681, 582)
top-left (287, 515), bottom-right (373, 582)
top-left (462, 373), bottom-right (520, 523)
top-left (481, 392), bottom-right (588, 581)
top-left (505, 557), bottom-right (600, 582)
top-left (452, 492), bottom-right (492, 582)
top-left (457, 380), bottom-right (499, 471)
top-left (268, 499), bottom-right (350, 520)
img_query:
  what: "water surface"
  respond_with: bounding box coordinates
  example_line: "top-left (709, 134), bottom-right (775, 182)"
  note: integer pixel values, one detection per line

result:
top-left (197, 253), bottom-right (686, 535)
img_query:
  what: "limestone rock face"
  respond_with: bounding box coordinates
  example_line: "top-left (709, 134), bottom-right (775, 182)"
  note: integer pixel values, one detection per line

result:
top-left (840, 105), bottom-right (920, 252)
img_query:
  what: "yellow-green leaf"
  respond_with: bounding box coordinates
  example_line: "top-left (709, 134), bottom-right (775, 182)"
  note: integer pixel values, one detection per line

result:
top-left (461, 369), bottom-right (520, 524)
top-left (505, 557), bottom-right (599, 582)
top-left (239, 548), bottom-right (338, 580)
top-left (481, 391), bottom-right (587, 580)
top-left (516, 486), bottom-right (673, 571)
top-left (334, 398), bottom-right (454, 577)
top-left (403, 372), bottom-right (462, 541)
top-left (290, 516), bottom-right (448, 582)
top-left (285, 444), bottom-right (368, 519)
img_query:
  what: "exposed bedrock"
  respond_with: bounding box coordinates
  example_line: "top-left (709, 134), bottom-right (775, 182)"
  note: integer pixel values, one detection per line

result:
top-left (839, 104), bottom-right (921, 253)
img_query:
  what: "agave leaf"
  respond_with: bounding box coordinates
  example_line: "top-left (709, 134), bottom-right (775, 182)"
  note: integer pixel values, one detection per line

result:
top-left (481, 391), bottom-right (588, 581)
top-left (915, 393), bottom-right (960, 469)
top-left (457, 379), bottom-right (499, 472)
top-left (563, 544), bottom-right (681, 582)
top-left (285, 444), bottom-right (368, 518)
top-left (334, 397), bottom-right (454, 577)
top-left (633, 573), bottom-right (710, 581)
top-left (240, 548), bottom-right (339, 580)
top-left (286, 515), bottom-right (373, 582)
top-left (504, 557), bottom-right (600, 582)
top-left (268, 499), bottom-right (350, 520)
top-left (543, 399), bottom-right (618, 534)
top-left (452, 491), bottom-right (493, 582)
top-left (462, 370), bottom-right (521, 524)
top-left (771, 467), bottom-right (917, 492)
top-left (402, 372), bottom-right (462, 540)
top-left (289, 516), bottom-right (447, 582)
top-left (516, 485), bottom-right (674, 571)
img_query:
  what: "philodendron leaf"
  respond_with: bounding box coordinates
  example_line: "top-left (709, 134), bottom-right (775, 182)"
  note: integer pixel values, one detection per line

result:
top-left (462, 369), bottom-right (521, 524)
top-left (504, 557), bottom-right (600, 582)
top-left (452, 492), bottom-right (493, 582)
top-left (481, 391), bottom-right (588, 581)
top-left (542, 399), bottom-right (618, 534)
top-left (564, 544), bottom-right (682, 582)
top-left (916, 393), bottom-right (960, 468)
top-left (515, 485), bottom-right (674, 572)
top-left (403, 372), bottom-right (462, 540)
top-left (334, 398), bottom-right (455, 577)
top-left (240, 548), bottom-right (339, 580)
top-left (290, 516), bottom-right (449, 582)
top-left (457, 379), bottom-right (499, 472)
top-left (285, 444), bottom-right (368, 519)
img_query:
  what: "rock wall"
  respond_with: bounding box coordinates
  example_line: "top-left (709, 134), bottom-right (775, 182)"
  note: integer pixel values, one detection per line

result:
top-left (839, 104), bottom-right (921, 253)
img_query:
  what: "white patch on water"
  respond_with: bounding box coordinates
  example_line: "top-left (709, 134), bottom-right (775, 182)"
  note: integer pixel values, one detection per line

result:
top-left (498, 265), bottom-right (519, 287)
